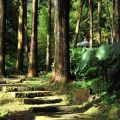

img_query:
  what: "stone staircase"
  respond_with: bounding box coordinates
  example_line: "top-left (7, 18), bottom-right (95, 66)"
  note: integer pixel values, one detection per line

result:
top-left (0, 84), bottom-right (45, 92)
top-left (0, 80), bottom-right (93, 120)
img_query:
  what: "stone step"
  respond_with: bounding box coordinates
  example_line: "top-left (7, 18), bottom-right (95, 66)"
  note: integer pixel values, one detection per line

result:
top-left (0, 84), bottom-right (45, 92)
top-left (8, 91), bottom-right (52, 98)
top-left (35, 113), bottom-right (93, 120)
top-left (31, 105), bottom-right (77, 113)
top-left (23, 97), bottom-right (63, 105)
top-left (0, 80), bottom-right (6, 84)
top-left (35, 116), bottom-right (75, 120)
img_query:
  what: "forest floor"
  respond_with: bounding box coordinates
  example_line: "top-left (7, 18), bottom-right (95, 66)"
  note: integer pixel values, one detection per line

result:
top-left (0, 73), bottom-right (120, 120)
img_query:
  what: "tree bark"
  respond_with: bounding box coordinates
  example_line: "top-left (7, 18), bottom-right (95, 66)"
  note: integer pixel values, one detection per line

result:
top-left (16, 0), bottom-right (24, 73)
top-left (114, 0), bottom-right (120, 41)
top-left (28, 0), bottom-right (38, 77)
top-left (53, 0), bottom-right (63, 81)
top-left (46, 0), bottom-right (51, 72)
top-left (88, 0), bottom-right (93, 48)
top-left (74, 0), bottom-right (83, 48)
top-left (23, 0), bottom-right (28, 63)
top-left (62, 0), bottom-right (70, 82)
top-left (0, 0), bottom-right (5, 77)
top-left (97, 0), bottom-right (101, 46)
top-left (112, 0), bottom-right (115, 43)
top-left (53, 0), bottom-right (70, 82)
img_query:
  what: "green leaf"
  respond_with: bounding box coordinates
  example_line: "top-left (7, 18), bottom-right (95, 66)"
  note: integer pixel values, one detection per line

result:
top-left (79, 48), bottom-right (94, 70)
top-left (96, 44), bottom-right (110, 60)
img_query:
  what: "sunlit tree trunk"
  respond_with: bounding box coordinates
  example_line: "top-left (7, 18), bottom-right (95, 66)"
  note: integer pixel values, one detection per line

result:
top-left (52, 0), bottom-right (70, 82)
top-left (97, 0), bottom-right (101, 45)
top-left (53, 0), bottom-right (63, 82)
top-left (112, 0), bottom-right (115, 43)
top-left (104, 0), bottom-right (113, 44)
top-left (88, 0), bottom-right (93, 48)
top-left (0, 0), bottom-right (5, 77)
top-left (28, 0), bottom-right (38, 77)
top-left (114, 0), bottom-right (120, 41)
top-left (46, 0), bottom-right (51, 72)
top-left (16, 0), bottom-right (24, 73)
top-left (74, 0), bottom-right (84, 48)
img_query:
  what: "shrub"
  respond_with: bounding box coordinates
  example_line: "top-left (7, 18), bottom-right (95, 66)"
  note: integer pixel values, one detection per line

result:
top-left (70, 43), bottom-right (120, 95)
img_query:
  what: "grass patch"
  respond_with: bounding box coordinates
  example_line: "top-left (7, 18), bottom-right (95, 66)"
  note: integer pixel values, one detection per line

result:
top-left (0, 107), bottom-right (9, 119)
top-left (84, 106), bottom-right (99, 115)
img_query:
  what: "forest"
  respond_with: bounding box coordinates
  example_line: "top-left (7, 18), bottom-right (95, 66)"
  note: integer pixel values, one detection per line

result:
top-left (0, 0), bottom-right (120, 119)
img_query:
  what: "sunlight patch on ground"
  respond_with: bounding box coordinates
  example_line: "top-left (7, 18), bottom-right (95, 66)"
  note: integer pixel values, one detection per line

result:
top-left (35, 113), bottom-right (92, 120)
top-left (84, 106), bottom-right (99, 115)
top-left (0, 107), bottom-right (8, 118)
top-left (35, 116), bottom-right (49, 120)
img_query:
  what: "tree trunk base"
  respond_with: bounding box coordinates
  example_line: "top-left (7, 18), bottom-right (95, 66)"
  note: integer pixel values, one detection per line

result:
top-left (28, 68), bottom-right (38, 77)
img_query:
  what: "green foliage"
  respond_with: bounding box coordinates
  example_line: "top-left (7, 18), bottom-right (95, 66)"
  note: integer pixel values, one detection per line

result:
top-left (70, 43), bottom-right (120, 95)
top-left (70, 47), bottom-right (98, 79)
top-left (96, 44), bottom-right (110, 60)
top-left (38, 3), bottom-right (55, 69)
top-left (79, 48), bottom-right (96, 70)
top-left (70, 48), bottom-right (86, 78)
top-left (0, 108), bottom-right (8, 119)
top-left (6, 0), bottom-right (18, 53)
top-left (107, 42), bottom-right (120, 95)
top-left (70, 44), bottom-right (110, 79)
top-left (101, 93), bottom-right (117, 104)
top-left (68, 81), bottom-right (89, 90)
top-left (5, 55), bottom-right (16, 74)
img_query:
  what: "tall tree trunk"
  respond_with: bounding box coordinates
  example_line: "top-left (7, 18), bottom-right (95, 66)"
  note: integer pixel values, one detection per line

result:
top-left (74, 0), bottom-right (84, 48)
top-left (23, 0), bottom-right (28, 63)
top-left (114, 0), bottom-right (120, 41)
top-left (53, 0), bottom-right (63, 81)
top-left (112, 0), bottom-right (115, 43)
top-left (16, 0), bottom-right (24, 73)
top-left (28, 0), bottom-right (38, 77)
top-left (97, 0), bottom-right (101, 45)
top-left (0, 0), bottom-right (5, 77)
top-left (52, 0), bottom-right (70, 82)
top-left (62, 0), bottom-right (70, 82)
top-left (46, 0), bottom-right (51, 72)
top-left (88, 0), bottom-right (93, 48)
top-left (105, 0), bottom-right (114, 43)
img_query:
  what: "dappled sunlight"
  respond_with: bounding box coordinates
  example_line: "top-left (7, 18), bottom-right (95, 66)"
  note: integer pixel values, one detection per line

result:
top-left (1, 73), bottom-right (120, 119)
top-left (84, 106), bottom-right (100, 115)
top-left (35, 113), bottom-right (92, 120)
top-left (35, 116), bottom-right (49, 120)
top-left (1, 0), bottom-right (120, 119)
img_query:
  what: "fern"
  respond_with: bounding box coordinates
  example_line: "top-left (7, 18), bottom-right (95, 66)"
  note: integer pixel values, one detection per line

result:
top-left (96, 44), bottom-right (110, 61)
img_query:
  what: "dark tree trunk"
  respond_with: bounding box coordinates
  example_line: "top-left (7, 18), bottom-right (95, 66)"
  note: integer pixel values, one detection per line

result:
top-left (74, 0), bottom-right (84, 48)
top-left (62, 0), bottom-right (70, 82)
top-left (28, 0), bottom-right (38, 77)
top-left (46, 0), bottom-right (51, 72)
top-left (88, 0), bottom-right (93, 48)
top-left (0, 0), bottom-right (5, 77)
top-left (16, 0), bottom-right (24, 73)
top-left (23, 0), bottom-right (28, 63)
